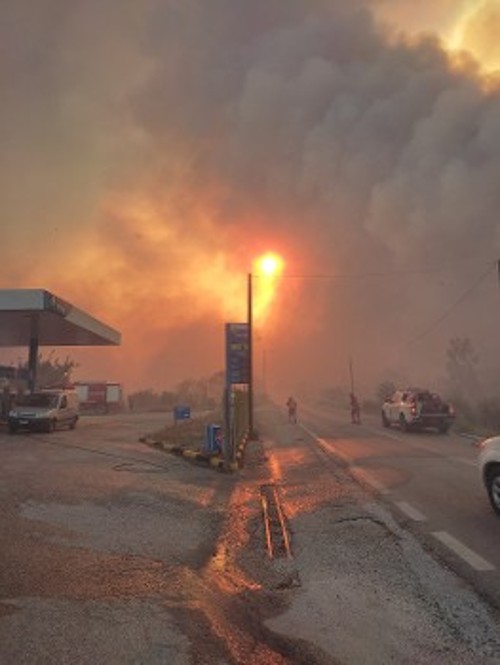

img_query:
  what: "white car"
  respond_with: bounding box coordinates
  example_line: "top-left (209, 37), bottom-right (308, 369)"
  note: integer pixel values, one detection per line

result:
top-left (8, 389), bottom-right (79, 433)
top-left (478, 436), bottom-right (500, 516)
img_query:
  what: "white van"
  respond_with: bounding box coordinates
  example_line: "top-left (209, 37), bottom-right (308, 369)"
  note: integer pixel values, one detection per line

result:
top-left (8, 389), bottom-right (79, 433)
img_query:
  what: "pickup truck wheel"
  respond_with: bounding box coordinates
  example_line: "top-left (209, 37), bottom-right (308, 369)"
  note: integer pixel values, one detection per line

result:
top-left (69, 417), bottom-right (77, 430)
top-left (8, 424), bottom-right (18, 434)
top-left (46, 419), bottom-right (56, 433)
top-left (438, 424), bottom-right (449, 435)
top-left (399, 414), bottom-right (408, 432)
top-left (486, 465), bottom-right (500, 516)
top-left (381, 411), bottom-right (390, 428)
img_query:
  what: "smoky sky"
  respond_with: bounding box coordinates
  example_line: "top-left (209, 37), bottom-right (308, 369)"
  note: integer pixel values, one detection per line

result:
top-left (1, 0), bottom-right (500, 396)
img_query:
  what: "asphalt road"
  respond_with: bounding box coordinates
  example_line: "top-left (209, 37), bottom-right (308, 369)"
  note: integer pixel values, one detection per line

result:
top-left (0, 411), bottom-right (241, 665)
top-left (299, 402), bottom-right (500, 608)
top-left (1, 406), bottom-right (500, 664)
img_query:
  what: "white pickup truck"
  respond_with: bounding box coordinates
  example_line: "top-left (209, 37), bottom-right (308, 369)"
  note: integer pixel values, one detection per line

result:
top-left (381, 388), bottom-right (454, 434)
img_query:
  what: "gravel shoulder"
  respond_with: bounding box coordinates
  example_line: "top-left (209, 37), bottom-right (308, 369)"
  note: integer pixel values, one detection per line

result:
top-left (244, 403), bottom-right (500, 664)
top-left (144, 403), bottom-right (500, 663)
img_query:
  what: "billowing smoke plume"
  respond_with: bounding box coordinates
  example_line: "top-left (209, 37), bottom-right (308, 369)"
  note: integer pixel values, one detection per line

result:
top-left (1, 0), bottom-right (500, 398)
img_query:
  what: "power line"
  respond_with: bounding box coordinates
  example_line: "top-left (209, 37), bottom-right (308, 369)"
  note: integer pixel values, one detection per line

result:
top-left (407, 262), bottom-right (496, 346)
top-left (275, 259), bottom-right (495, 281)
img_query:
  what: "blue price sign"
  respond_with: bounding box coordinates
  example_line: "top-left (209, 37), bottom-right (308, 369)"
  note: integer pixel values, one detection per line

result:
top-left (225, 323), bottom-right (249, 385)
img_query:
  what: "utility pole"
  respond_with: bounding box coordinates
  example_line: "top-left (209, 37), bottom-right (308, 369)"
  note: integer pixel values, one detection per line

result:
top-left (262, 347), bottom-right (267, 395)
top-left (349, 356), bottom-right (355, 394)
top-left (28, 315), bottom-right (39, 393)
top-left (247, 272), bottom-right (255, 438)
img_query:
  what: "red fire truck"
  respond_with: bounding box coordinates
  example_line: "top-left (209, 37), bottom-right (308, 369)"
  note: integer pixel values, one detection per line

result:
top-left (73, 381), bottom-right (123, 414)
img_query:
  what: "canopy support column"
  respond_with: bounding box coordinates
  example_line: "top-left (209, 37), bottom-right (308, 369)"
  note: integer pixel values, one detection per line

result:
top-left (28, 315), bottom-right (39, 393)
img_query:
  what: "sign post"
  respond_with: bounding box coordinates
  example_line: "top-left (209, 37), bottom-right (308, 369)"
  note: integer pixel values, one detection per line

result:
top-left (225, 322), bottom-right (250, 466)
top-left (247, 273), bottom-right (254, 439)
top-left (225, 322), bottom-right (250, 385)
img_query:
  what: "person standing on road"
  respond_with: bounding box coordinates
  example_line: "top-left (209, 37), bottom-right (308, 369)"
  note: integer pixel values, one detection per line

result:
top-left (350, 392), bottom-right (361, 424)
top-left (286, 396), bottom-right (298, 424)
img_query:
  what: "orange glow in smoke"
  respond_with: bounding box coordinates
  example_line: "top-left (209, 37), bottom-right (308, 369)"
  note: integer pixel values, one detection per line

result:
top-left (446, 1), bottom-right (500, 74)
top-left (255, 252), bottom-right (284, 278)
top-left (252, 252), bottom-right (285, 323)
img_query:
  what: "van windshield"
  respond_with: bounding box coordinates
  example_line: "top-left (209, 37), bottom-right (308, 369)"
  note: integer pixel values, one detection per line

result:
top-left (18, 393), bottom-right (59, 408)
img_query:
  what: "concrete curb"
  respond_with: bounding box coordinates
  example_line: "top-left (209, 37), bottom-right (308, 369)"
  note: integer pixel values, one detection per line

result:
top-left (235, 433), bottom-right (249, 467)
top-left (139, 434), bottom-right (249, 473)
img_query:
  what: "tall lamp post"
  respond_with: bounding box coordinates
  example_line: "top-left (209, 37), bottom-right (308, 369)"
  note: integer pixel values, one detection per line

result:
top-left (247, 272), bottom-right (255, 439)
top-left (246, 252), bottom-right (283, 440)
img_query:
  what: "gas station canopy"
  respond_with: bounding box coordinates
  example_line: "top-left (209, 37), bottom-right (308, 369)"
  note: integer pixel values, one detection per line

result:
top-left (0, 289), bottom-right (121, 347)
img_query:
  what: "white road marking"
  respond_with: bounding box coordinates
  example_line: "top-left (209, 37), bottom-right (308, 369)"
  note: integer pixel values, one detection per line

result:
top-left (351, 467), bottom-right (390, 495)
top-left (432, 531), bottom-right (495, 571)
top-left (300, 425), bottom-right (347, 461)
top-left (455, 458), bottom-right (477, 468)
top-left (316, 437), bottom-right (352, 465)
top-left (301, 426), bottom-right (390, 495)
top-left (300, 424), bottom-right (325, 445)
top-left (395, 501), bottom-right (427, 522)
top-left (302, 420), bottom-right (494, 572)
top-left (365, 425), bottom-right (402, 442)
top-left (364, 425), bottom-right (479, 468)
